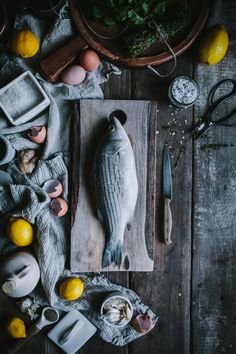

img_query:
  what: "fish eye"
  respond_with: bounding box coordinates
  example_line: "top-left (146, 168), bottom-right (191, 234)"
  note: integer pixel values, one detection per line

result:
top-left (109, 125), bottom-right (115, 132)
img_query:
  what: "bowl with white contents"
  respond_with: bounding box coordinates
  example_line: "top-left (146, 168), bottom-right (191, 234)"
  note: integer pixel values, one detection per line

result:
top-left (168, 75), bottom-right (200, 108)
top-left (101, 292), bottom-right (133, 328)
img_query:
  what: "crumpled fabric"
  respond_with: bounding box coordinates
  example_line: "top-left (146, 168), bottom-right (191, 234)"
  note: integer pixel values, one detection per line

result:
top-left (0, 1), bottom-right (157, 347)
top-left (0, 3), bottom-right (121, 157)
top-left (0, 155), bottom-right (158, 346)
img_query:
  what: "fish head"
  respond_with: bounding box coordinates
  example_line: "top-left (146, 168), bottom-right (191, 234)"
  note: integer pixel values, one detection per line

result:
top-left (102, 117), bottom-right (129, 155)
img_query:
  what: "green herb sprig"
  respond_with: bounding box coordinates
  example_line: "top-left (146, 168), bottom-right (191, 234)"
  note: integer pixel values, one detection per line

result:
top-left (83, 0), bottom-right (166, 27)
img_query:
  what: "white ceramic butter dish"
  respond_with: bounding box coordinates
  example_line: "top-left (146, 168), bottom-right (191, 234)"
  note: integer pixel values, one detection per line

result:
top-left (47, 310), bottom-right (97, 354)
top-left (0, 71), bottom-right (50, 125)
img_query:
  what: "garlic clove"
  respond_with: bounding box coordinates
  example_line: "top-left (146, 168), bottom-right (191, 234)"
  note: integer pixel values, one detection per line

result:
top-left (18, 162), bottom-right (35, 174)
top-left (104, 308), bottom-right (121, 323)
top-left (18, 149), bottom-right (36, 163)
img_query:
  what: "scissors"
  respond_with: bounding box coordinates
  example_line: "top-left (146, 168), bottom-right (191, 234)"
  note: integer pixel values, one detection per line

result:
top-left (193, 79), bottom-right (236, 139)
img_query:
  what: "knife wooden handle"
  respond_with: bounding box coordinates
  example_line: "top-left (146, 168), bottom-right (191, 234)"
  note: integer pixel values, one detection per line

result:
top-left (164, 198), bottom-right (172, 245)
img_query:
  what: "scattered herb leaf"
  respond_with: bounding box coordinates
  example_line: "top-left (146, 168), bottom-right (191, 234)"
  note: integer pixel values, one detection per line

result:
top-left (201, 143), bottom-right (234, 152)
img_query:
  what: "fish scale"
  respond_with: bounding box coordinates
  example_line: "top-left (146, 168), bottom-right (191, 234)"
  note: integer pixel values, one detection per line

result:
top-left (92, 117), bottom-right (138, 268)
top-left (98, 154), bottom-right (122, 236)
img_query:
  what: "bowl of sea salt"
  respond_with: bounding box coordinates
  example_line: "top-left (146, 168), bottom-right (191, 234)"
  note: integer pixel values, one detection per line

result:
top-left (0, 71), bottom-right (50, 126)
top-left (168, 76), bottom-right (199, 108)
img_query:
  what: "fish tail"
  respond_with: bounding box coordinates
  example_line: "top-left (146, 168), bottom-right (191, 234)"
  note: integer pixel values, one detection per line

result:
top-left (102, 240), bottom-right (123, 268)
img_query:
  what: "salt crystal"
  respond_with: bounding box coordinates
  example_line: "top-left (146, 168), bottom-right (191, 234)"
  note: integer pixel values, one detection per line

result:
top-left (171, 77), bottom-right (198, 105)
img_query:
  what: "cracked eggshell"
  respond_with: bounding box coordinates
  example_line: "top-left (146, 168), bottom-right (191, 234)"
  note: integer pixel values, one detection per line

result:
top-left (61, 65), bottom-right (86, 85)
top-left (51, 197), bottom-right (68, 217)
top-left (42, 179), bottom-right (63, 198)
top-left (132, 314), bottom-right (154, 334)
top-left (28, 126), bottom-right (47, 144)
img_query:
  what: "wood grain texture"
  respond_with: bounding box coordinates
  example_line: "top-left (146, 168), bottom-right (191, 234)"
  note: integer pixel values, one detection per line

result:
top-left (69, 0), bottom-right (209, 68)
top-left (71, 99), bottom-right (155, 272)
top-left (129, 54), bottom-right (193, 354)
top-left (164, 198), bottom-right (172, 245)
top-left (77, 71), bottom-right (131, 354)
top-left (191, 1), bottom-right (236, 352)
top-left (1, 3), bottom-right (236, 354)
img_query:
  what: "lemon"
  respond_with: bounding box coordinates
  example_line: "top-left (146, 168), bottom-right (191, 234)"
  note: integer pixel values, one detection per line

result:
top-left (10, 30), bottom-right (40, 58)
top-left (199, 25), bottom-right (229, 65)
top-left (7, 217), bottom-right (34, 246)
top-left (7, 317), bottom-right (26, 339)
top-left (60, 278), bottom-right (84, 301)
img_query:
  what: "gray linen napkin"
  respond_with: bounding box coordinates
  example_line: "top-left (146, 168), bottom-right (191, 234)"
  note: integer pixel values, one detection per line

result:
top-left (0, 155), bottom-right (158, 346)
top-left (0, 2), bottom-right (158, 347)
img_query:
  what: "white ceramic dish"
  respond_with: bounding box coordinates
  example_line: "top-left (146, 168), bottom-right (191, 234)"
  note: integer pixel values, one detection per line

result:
top-left (0, 251), bottom-right (40, 298)
top-left (101, 291), bottom-right (133, 328)
top-left (48, 310), bottom-right (97, 354)
top-left (0, 71), bottom-right (50, 126)
top-left (0, 170), bottom-right (13, 190)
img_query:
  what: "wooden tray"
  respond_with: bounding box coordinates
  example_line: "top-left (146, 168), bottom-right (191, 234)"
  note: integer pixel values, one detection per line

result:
top-left (70, 100), bottom-right (157, 272)
top-left (69, 0), bottom-right (209, 68)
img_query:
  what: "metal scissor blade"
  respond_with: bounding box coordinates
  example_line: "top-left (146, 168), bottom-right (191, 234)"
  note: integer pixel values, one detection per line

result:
top-left (163, 145), bottom-right (172, 200)
top-left (193, 121), bottom-right (213, 140)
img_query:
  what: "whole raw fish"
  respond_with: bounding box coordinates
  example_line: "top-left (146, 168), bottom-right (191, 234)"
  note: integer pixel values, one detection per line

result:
top-left (92, 117), bottom-right (138, 268)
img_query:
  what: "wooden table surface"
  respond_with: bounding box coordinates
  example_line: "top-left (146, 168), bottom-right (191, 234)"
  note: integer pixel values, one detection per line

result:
top-left (0, 1), bottom-right (236, 353)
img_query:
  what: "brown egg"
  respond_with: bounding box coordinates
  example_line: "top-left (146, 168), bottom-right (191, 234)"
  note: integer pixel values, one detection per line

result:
top-left (28, 126), bottom-right (47, 144)
top-left (42, 179), bottom-right (63, 198)
top-left (80, 49), bottom-right (100, 71)
top-left (61, 65), bottom-right (86, 85)
top-left (51, 197), bottom-right (68, 217)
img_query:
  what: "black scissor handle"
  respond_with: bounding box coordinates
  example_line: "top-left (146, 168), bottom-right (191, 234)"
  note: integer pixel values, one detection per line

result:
top-left (208, 79), bottom-right (236, 106)
top-left (206, 79), bottom-right (236, 124)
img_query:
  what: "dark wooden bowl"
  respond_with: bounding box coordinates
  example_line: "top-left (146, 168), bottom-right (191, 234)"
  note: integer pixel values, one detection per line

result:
top-left (69, 0), bottom-right (209, 68)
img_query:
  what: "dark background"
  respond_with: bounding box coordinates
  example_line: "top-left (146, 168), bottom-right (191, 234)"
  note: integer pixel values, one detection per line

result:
top-left (0, 0), bottom-right (236, 353)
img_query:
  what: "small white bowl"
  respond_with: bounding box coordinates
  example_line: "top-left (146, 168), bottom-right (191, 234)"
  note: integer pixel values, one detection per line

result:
top-left (0, 71), bottom-right (50, 126)
top-left (100, 292), bottom-right (133, 328)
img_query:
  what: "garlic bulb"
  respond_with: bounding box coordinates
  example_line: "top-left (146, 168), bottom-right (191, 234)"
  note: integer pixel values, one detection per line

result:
top-left (102, 296), bottom-right (133, 326)
top-left (17, 150), bottom-right (37, 174)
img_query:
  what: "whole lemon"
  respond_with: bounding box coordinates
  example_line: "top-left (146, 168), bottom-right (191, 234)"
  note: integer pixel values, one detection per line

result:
top-left (199, 24), bottom-right (229, 65)
top-left (7, 317), bottom-right (26, 339)
top-left (7, 217), bottom-right (34, 246)
top-left (10, 30), bottom-right (40, 58)
top-left (60, 278), bottom-right (84, 301)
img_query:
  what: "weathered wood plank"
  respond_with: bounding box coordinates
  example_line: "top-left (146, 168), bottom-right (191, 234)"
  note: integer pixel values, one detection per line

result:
top-left (71, 99), bottom-right (155, 272)
top-left (78, 71), bottom-right (131, 354)
top-left (129, 56), bottom-right (193, 354)
top-left (192, 1), bottom-right (236, 352)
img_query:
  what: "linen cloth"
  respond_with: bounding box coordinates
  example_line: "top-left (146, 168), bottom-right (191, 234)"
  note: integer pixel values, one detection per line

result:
top-left (0, 2), bottom-right (157, 346)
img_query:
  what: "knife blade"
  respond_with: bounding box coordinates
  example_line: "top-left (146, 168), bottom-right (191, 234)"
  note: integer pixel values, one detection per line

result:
top-left (163, 145), bottom-right (173, 245)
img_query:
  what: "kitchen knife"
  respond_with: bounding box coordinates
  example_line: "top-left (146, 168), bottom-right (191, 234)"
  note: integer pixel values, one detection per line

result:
top-left (163, 145), bottom-right (173, 245)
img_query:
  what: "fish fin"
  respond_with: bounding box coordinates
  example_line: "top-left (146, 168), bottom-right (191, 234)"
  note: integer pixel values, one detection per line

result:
top-left (97, 208), bottom-right (104, 223)
top-left (127, 217), bottom-right (134, 231)
top-left (102, 240), bottom-right (123, 268)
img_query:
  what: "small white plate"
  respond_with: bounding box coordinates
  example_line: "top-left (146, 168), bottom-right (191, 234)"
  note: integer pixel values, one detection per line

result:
top-left (0, 71), bottom-right (50, 126)
top-left (48, 310), bottom-right (97, 354)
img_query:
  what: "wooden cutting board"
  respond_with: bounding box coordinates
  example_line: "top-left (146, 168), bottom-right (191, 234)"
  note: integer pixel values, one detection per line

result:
top-left (70, 99), bottom-right (157, 272)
